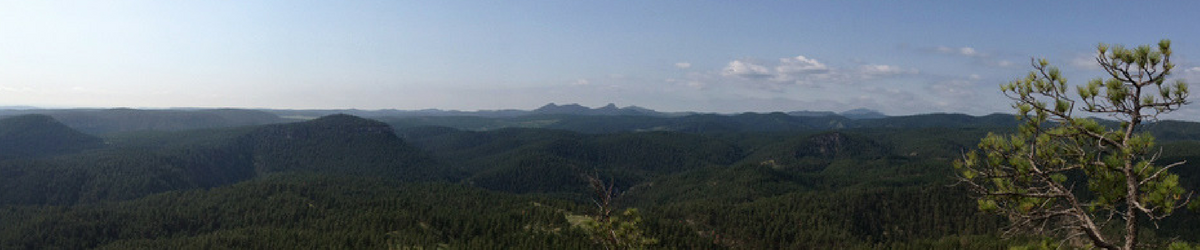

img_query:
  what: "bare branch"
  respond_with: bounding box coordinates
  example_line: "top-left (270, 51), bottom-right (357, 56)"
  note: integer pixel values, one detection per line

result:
top-left (1140, 160), bottom-right (1186, 186)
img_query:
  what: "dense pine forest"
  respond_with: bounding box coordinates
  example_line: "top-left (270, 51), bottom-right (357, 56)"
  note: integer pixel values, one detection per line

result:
top-left (2, 109), bottom-right (1199, 249)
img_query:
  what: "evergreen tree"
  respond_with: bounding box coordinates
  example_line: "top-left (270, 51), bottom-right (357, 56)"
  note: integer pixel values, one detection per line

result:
top-left (955, 40), bottom-right (1191, 249)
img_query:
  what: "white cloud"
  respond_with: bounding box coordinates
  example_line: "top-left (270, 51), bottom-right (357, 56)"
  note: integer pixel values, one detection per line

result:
top-left (1185, 67), bottom-right (1200, 73)
top-left (572, 79), bottom-right (590, 86)
top-left (721, 60), bottom-right (772, 78)
top-left (931, 46), bottom-right (1020, 68)
top-left (674, 62), bottom-right (692, 69)
top-left (936, 46), bottom-right (982, 57)
top-left (859, 64), bottom-right (918, 76)
top-left (714, 55), bottom-right (918, 89)
top-left (770, 56), bottom-right (833, 84)
top-left (775, 56), bottom-right (828, 74)
top-left (959, 47), bottom-right (977, 56)
top-left (721, 56), bottom-right (830, 83)
top-left (663, 55), bottom-right (1014, 116)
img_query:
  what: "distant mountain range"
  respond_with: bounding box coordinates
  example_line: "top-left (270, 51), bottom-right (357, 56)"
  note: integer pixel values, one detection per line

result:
top-left (258, 103), bottom-right (684, 118)
top-left (0, 105), bottom-right (908, 136)
top-left (5, 104), bottom-right (1196, 140)
top-left (2, 103), bottom-right (887, 119)
top-left (257, 103), bottom-right (890, 119)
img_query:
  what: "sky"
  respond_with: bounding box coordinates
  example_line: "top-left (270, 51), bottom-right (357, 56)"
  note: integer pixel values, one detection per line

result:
top-left (4, 1), bottom-right (1200, 119)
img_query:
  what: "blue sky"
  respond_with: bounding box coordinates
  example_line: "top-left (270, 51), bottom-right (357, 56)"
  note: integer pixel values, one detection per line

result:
top-left (3, 1), bottom-right (1200, 118)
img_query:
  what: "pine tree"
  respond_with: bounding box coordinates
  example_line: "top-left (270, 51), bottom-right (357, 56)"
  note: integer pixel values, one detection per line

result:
top-left (955, 39), bottom-right (1191, 249)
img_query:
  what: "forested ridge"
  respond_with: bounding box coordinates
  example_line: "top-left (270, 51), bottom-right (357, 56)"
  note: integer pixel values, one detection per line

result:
top-left (2, 111), bottom-right (1199, 249)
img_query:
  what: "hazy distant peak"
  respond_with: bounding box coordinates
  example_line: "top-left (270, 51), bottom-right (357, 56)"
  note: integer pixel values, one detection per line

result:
top-left (533, 103), bottom-right (590, 114)
top-left (532, 103), bottom-right (664, 116)
top-left (622, 105), bottom-right (651, 111)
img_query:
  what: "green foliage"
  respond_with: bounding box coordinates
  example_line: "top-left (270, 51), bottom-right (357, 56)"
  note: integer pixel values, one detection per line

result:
top-left (399, 127), bottom-right (743, 195)
top-left (957, 39), bottom-right (1192, 249)
top-left (0, 174), bottom-right (595, 249)
top-left (580, 208), bottom-right (658, 250)
top-left (1169, 242), bottom-right (1200, 250)
top-left (1007, 238), bottom-right (1056, 250)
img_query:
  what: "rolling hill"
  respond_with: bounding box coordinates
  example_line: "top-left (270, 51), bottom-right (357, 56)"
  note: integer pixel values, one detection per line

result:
top-left (0, 114), bottom-right (103, 160)
top-left (0, 114), bottom-right (439, 206)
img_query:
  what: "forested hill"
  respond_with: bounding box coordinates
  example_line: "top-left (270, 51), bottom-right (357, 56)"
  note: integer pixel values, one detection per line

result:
top-left (0, 114), bottom-right (103, 160)
top-left (241, 114), bottom-right (449, 180)
top-left (2, 112), bottom-right (1200, 248)
top-left (0, 114), bottom-right (441, 206)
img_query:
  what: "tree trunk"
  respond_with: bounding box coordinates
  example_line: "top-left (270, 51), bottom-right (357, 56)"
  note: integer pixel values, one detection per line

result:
top-left (1124, 164), bottom-right (1138, 250)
